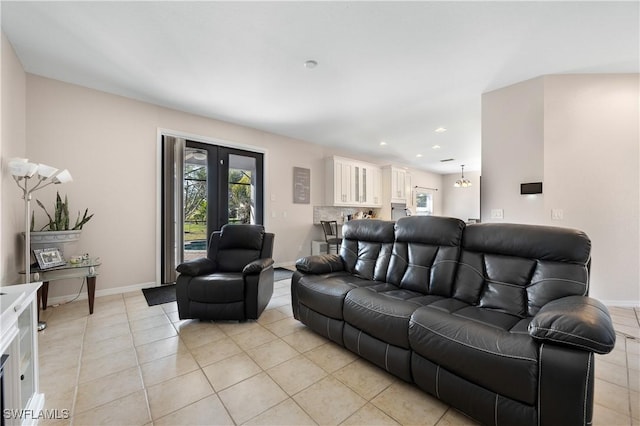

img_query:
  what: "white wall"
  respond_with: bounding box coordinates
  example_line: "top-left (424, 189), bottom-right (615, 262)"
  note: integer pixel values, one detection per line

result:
top-left (23, 74), bottom-right (337, 298)
top-left (0, 32), bottom-right (27, 284)
top-left (482, 74), bottom-right (639, 305)
top-left (543, 75), bottom-right (639, 304)
top-left (482, 77), bottom-right (545, 224)
top-left (442, 171), bottom-right (480, 221)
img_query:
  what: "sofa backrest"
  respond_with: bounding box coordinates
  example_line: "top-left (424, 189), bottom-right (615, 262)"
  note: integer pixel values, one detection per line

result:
top-left (386, 216), bottom-right (465, 296)
top-left (212, 224), bottom-right (266, 272)
top-left (452, 223), bottom-right (591, 317)
top-left (341, 219), bottom-right (396, 281)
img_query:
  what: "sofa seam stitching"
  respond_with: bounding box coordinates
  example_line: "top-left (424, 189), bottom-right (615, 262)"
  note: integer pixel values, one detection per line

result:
top-left (529, 326), bottom-right (613, 350)
top-left (412, 319), bottom-right (537, 362)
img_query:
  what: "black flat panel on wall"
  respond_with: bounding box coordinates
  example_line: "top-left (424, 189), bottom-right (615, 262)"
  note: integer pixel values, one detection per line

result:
top-left (521, 182), bottom-right (543, 194)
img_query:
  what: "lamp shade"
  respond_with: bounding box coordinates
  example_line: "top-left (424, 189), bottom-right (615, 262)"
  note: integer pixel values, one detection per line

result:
top-left (8, 158), bottom-right (28, 175)
top-left (37, 164), bottom-right (59, 179)
top-left (53, 169), bottom-right (73, 184)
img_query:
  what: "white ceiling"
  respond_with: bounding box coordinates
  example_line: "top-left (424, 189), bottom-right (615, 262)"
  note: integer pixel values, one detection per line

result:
top-left (2, 1), bottom-right (638, 174)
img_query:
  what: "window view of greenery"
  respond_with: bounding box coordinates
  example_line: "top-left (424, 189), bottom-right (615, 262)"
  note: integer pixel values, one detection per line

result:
top-left (184, 161), bottom-right (207, 245)
top-left (228, 168), bottom-right (253, 224)
top-left (183, 160), bottom-right (255, 250)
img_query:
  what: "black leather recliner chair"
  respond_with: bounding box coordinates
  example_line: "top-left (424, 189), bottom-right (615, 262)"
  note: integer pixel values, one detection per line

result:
top-left (176, 224), bottom-right (275, 321)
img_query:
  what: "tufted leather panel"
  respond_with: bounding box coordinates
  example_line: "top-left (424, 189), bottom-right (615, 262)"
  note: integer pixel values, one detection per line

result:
top-left (409, 305), bottom-right (539, 405)
top-left (215, 224), bottom-right (265, 272)
top-left (454, 223), bottom-right (591, 317)
top-left (341, 220), bottom-right (395, 281)
top-left (386, 216), bottom-right (464, 296)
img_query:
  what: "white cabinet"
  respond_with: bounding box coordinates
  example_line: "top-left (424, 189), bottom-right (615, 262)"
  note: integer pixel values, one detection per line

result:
top-left (391, 167), bottom-right (407, 202)
top-left (329, 158), bottom-right (354, 205)
top-left (1, 282), bottom-right (44, 426)
top-left (383, 166), bottom-right (410, 203)
top-left (380, 166), bottom-right (414, 220)
top-left (326, 157), bottom-right (382, 207)
top-left (367, 166), bottom-right (382, 206)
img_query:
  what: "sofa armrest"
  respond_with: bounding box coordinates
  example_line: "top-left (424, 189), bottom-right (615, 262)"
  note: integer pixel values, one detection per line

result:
top-left (295, 254), bottom-right (344, 274)
top-left (176, 257), bottom-right (217, 276)
top-left (243, 258), bottom-right (274, 275)
top-left (528, 295), bottom-right (616, 354)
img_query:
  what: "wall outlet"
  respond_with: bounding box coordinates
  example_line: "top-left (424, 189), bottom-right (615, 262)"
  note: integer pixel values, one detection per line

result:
top-left (490, 209), bottom-right (504, 219)
top-left (551, 208), bottom-right (564, 220)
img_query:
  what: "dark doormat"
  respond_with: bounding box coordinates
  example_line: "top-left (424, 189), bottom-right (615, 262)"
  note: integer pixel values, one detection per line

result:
top-left (142, 284), bottom-right (176, 306)
top-left (274, 267), bottom-right (294, 281)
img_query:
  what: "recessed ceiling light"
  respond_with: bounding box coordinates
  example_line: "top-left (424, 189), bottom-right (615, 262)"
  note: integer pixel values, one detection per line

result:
top-left (304, 60), bottom-right (318, 69)
top-left (435, 127), bottom-right (447, 133)
top-left (416, 154), bottom-right (423, 158)
top-left (432, 145), bottom-right (441, 150)
top-left (379, 141), bottom-right (387, 146)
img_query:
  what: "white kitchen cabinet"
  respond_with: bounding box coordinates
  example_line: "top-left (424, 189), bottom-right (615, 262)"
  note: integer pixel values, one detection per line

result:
top-left (326, 156), bottom-right (382, 207)
top-left (383, 166), bottom-right (408, 203)
top-left (367, 166), bottom-right (382, 207)
top-left (326, 157), bottom-right (353, 205)
top-left (0, 282), bottom-right (44, 426)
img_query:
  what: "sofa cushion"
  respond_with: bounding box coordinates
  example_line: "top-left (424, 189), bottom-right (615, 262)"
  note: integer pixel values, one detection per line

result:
top-left (341, 220), bottom-right (395, 281)
top-left (344, 286), bottom-right (443, 349)
top-left (386, 216), bottom-right (464, 297)
top-left (409, 305), bottom-right (538, 405)
top-left (295, 272), bottom-right (377, 320)
top-left (216, 224), bottom-right (265, 272)
top-left (453, 223), bottom-right (591, 317)
top-left (187, 273), bottom-right (244, 303)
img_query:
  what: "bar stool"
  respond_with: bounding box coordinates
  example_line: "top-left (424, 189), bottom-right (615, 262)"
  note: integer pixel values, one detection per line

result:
top-left (320, 220), bottom-right (341, 254)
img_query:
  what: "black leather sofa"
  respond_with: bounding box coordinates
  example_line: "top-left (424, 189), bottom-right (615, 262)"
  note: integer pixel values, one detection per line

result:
top-left (291, 216), bottom-right (616, 426)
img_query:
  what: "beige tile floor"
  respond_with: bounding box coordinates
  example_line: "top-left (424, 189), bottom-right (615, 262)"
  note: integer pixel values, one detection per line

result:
top-left (37, 279), bottom-right (639, 426)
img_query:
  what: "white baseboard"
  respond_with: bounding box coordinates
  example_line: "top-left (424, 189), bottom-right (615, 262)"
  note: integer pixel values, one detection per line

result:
top-left (43, 280), bottom-right (639, 310)
top-left (45, 281), bottom-right (156, 307)
top-left (602, 300), bottom-right (640, 308)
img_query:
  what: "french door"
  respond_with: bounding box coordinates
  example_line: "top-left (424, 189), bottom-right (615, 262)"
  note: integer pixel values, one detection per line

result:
top-left (161, 136), bottom-right (264, 284)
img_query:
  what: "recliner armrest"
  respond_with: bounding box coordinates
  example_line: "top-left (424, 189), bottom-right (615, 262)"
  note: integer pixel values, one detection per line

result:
top-left (528, 295), bottom-right (616, 354)
top-left (176, 257), bottom-right (217, 276)
top-left (296, 254), bottom-right (344, 274)
top-left (243, 258), bottom-right (274, 275)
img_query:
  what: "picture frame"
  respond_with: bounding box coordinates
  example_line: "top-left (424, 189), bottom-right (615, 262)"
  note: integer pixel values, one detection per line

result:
top-left (293, 167), bottom-right (310, 204)
top-left (33, 247), bottom-right (66, 269)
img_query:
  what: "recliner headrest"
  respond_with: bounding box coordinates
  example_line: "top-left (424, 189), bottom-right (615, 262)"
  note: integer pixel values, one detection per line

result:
top-left (342, 219), bottom-right (395, 243)
top-left (463, 223), bottom-right (591, 264)
top-left (395, 216), bottom-right (465, 246)
top-left (218, 224), bottom-right (265, 251)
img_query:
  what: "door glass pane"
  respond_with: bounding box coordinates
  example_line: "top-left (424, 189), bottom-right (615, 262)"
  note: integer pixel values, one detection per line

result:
top-left (228, 154), bottom-right (256, 224)
top-left (183, 147), bottom-right (208, 260)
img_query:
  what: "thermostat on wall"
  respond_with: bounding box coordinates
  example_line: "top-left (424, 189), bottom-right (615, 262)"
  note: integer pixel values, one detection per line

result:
top-left (521, 182), bottom-right (543, 195)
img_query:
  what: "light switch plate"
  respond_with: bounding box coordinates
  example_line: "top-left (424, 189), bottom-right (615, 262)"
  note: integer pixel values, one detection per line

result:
top-left (491, 209), bottom-right (504, 219)
top-left (551, 209), bottom-right (564, 220)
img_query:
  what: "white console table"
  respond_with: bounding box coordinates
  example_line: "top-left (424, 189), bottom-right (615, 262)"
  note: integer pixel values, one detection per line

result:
top-left (0, 283), bottom-right (44, 426)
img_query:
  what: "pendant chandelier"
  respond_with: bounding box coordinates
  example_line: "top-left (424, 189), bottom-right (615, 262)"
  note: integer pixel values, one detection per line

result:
top-left (454, 165), bottom-right (472, 188)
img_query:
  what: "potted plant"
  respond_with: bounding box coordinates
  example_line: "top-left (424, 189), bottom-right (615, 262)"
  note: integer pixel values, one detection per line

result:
top-left (30, 192), bottom-right (93, 244)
